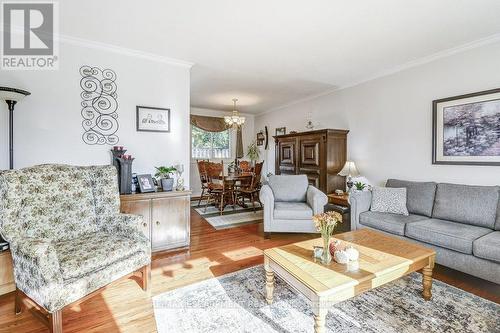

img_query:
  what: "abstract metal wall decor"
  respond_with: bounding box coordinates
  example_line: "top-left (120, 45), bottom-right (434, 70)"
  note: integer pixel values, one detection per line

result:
top-left (80, 65), bottom-right (119, 145)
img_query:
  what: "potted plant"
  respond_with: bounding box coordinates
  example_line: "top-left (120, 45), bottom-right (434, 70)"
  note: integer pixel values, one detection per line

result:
top-left (247, 141), bottom-right (260, 165)
top-left (354, 181), bottom-right (366, 191)
top-left (155, 166), bottom-right (177, 191)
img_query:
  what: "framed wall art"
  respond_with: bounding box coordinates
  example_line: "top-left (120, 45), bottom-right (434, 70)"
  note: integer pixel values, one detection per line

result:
top-left (432, 88), bottom-right (500, 166)
top-left (275, 127), bottom-right (286, 136)
top-left (136, 106), bottom-right (170, 132)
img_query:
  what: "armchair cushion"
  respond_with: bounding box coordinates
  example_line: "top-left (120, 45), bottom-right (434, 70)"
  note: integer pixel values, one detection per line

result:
top-left (56, 232), bottom-right (149, 280)
top-left (274, 202), bottom-right (313, 220)
top-left (268, 175), bottom-right (308, 202)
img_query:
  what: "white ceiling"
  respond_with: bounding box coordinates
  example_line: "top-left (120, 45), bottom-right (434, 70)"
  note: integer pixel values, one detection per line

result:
top-left (60, 0), bottom-right (500, 114)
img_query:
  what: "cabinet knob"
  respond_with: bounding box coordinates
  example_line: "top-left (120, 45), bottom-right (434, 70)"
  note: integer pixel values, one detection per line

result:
top-left (142, 222), bottom-right (147, 227)
top-left (156, 221), bottom-right (160, 225)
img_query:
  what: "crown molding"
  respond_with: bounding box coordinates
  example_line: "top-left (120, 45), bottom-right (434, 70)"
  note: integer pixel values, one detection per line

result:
top-left (58, 34), bottom-right (194, 68)
top-left (257, 33), bottom-right (500, 116)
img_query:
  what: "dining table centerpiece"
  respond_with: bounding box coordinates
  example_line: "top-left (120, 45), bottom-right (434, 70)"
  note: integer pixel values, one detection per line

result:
top-left (312, 211), bottom-right (343, 264)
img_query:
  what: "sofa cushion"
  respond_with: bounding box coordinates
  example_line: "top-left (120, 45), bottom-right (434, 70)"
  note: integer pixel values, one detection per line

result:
top-left (359, 211), bottom-right (428, 236)
top-left (274, 202), bottom-right (312, 220)
top-left (406, 218), bottom-right (492, 254)
top-left (56, 232), bottom-right (147, 280)
top-left (432, 183), bottom-right (499, 229)
top-left (268, 175), bottom-right (308, 202)
top-left (473, 231), bottom-right (500, 263)
top-left (370, 187), bottom-right (409, 216)
top-left (386, 179), bottom-right (436, 217)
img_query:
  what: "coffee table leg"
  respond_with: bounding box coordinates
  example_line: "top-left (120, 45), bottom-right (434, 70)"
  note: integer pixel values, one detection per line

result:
top-left (313, 303), bottom-right (327, 333)
top-left (264, 259), bottom-right (275, 304)
top-left (422, 256), bottom-right (435, 301)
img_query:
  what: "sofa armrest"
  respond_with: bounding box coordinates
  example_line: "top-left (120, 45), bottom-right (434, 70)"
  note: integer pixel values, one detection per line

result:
top-left (10, 238), bottom-right (63, 291)
top-left (306, 186), bottom-right (328, 215)
top-left (350, 191), bottom-right (372, 230)
top-left (99, 214), bottom-right (149, 244)
top-left (259, 185), bottom-right (275, 230)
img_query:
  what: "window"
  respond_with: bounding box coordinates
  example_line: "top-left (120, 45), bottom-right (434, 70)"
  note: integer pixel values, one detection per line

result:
top-left (191, 125), bottom-right (231, 159)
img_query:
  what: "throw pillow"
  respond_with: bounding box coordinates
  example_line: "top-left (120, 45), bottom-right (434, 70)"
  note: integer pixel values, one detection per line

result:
top-left (370, 187), bottom-right (409, 216)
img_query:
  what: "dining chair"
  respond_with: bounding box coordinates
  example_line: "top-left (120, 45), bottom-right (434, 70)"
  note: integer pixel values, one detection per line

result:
top-left (196, 159), bottom-right (209, 207)
top-left (204, 161), bottom-right (234, 215)
top-left (236, 161), bottom-right (264, 212)
top-left (239, 160), bottom-right (252, 172)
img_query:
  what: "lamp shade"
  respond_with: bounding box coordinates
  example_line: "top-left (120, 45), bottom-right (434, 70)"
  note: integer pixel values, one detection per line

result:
top-left (338, 161), bottom-right (360, 177)
top-left (0, 86), bottom-right (31, 102)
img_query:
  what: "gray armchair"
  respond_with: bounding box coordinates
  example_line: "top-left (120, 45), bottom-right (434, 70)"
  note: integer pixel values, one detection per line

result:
top-left (0, 164), bottom-right (151, 333)
top-left (259, 175), bottom-right (328, 234)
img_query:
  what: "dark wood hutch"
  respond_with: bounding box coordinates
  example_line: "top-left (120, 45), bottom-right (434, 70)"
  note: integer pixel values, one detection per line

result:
top-left (274, 129), bottom-right (348, 194)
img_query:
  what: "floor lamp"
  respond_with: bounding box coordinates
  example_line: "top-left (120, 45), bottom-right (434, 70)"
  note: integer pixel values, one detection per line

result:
top-left (0, 87), bottom-right (31, 170)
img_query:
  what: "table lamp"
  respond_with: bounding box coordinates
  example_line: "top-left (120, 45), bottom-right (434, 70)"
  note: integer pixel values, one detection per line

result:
top-left (0, 87), bottom-right (31, 169)
top-left (338, 161), bottom-right (360, 192)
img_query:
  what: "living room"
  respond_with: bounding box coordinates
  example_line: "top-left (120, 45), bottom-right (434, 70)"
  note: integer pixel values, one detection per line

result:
top-left (0, 1), bottom-right (499, 333)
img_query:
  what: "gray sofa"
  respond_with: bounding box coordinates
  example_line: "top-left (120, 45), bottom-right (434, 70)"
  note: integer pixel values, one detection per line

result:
top-left (260, 174), bottom-right (328, 234)
top-left (350, 179), bottom-right (500, 284)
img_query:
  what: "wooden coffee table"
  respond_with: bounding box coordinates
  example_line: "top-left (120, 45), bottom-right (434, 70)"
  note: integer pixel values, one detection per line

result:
top-left (263, 229), bottom-right (436, 333)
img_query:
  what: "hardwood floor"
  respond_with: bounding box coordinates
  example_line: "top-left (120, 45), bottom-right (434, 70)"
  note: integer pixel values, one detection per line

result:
top-left (0, 208), bottom-right (498, 332)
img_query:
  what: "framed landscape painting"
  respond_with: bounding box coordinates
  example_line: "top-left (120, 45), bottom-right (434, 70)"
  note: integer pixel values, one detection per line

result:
top-left (432, 88), bottom-right (500, 166)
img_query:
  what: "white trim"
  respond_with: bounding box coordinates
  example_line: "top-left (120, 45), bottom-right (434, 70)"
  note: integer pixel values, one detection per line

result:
top-left (257, 33), bottom-right (500, 116)
top-left (57, 34), bottom-right (194, 68)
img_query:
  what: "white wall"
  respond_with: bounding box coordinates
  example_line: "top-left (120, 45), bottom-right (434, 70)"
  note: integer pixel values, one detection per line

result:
top-left (189, 107), bottom-right (255, 196)
top-left (256, 41), bottom-right (500, 187)
top-left (0, 41), bottom-right (191, 188)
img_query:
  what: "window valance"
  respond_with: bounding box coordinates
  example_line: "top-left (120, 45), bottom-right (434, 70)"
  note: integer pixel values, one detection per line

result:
top-left (190, 115), bottom-right (227, 132)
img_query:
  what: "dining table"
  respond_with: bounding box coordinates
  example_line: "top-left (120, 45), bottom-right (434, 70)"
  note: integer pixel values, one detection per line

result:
top-left (220, 172), bottom-right (254, 208)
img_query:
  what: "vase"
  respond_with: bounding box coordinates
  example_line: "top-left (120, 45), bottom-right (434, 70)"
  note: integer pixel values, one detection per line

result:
top-left (321, 235), bottom-right (332, 264)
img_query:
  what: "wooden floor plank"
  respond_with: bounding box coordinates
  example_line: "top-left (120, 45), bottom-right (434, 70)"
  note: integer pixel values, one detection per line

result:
top-left (0, 208), bottom-right (498, 333)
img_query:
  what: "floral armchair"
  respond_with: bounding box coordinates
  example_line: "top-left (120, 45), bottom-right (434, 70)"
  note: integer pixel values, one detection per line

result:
top-left (0, 164), bottom-right (151, 333)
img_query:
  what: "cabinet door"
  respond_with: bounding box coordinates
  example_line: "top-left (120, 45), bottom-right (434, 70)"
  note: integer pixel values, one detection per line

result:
top-left (151, 196), bottom-right (190, 251)
top-left (276, 138), bottom-right (296, 174)
top-left (121, 199), bottom-right (151, 239)
top-left (298, 135), bottom-right (324, 190)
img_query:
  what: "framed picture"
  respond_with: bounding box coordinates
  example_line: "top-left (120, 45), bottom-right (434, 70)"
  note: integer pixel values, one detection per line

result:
top-left (137, 174), bottom-right (156, 193)
top-left (136, 106), bottom-right (170, 132)
top-left (432, 88), bottom-right (500, 166)
top-left (275, 127), bottom-right (286, 136)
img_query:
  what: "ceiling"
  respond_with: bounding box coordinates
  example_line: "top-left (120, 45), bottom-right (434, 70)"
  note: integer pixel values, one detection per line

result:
top-left (59, 0), bottom-right (500, 114)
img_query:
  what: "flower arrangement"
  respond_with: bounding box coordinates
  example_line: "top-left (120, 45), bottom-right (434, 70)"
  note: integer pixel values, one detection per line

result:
top-left (312, 211), bottom-right (342, 264)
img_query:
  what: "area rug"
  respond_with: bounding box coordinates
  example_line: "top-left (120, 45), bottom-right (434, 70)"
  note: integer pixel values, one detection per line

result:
top-left (153, 265), bottom-right (499, 333)
top-left (192, 200), bottom-right (263, 229)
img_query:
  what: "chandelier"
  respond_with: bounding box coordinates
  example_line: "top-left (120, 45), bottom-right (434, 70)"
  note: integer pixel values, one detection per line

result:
top-left (224, 98), bottom-right (245, 128)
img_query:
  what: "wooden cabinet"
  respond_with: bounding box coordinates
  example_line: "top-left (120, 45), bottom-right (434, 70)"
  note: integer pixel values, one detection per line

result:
top-left (0, 250), bottom-right (15, 296)
top-left (120, 191), bottom-right (191, 252)
top-left (275, 129), bottom-right (348, 194)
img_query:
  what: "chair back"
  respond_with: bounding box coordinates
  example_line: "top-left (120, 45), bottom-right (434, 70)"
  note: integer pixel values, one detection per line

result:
top-left (239, 160), bottom-right (251, 172)
top-left (205, 161), bottom-right (224, 183)
top-left (251, 161), bottom-right (264, 189)
top-left (0, 164), bottom-right (120, 243)
top-left (196, 160), bottom-right (209, 186)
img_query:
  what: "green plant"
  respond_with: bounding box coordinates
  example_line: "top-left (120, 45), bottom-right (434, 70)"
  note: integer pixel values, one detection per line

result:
top-left (354, 181), bottom-right (366, 191)
top-left (155, 166), bottom-right (177, 179)
top-left (246, 141), bottom-right (260, 161)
